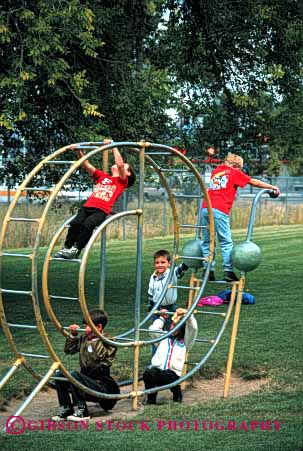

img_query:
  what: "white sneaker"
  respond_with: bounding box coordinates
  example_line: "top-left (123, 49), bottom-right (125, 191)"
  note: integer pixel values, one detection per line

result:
top-left (67, 405), bottom-right (90, 422)
top-left (60, 246), bottom-right (81, 259)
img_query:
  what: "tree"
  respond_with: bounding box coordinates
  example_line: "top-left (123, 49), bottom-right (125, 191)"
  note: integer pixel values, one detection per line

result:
top-left (0, 0), bottom-right (173, 185)
top-left (149, 0), bottom-right (303, 172)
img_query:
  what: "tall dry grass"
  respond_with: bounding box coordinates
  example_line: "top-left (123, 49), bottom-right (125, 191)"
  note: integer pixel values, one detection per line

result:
top-left (0, 198), bottom-right (302, 249)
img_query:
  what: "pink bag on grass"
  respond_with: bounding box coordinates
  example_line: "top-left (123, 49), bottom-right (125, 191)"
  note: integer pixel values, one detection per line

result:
top-left (197, 295), bottom-right (224, 307)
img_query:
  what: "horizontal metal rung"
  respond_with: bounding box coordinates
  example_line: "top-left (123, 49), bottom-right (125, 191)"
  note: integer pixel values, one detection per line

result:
top-left (208, 280), bottom-right (239, 285)
top-left (174, 194), bottom-right (201, 199)
top-left (63, 326), bottom-right (86, 332)
top-left (199, 310), bottom-right (226, 317)
top-left (1, 252), bottom-right (33, 258)
top-left (139, 328), bottom-right (165, 334)
top-left (168, 284), bottom-right (200, 290)
top-left (177, 255), bottom-right (206, 261)
top-left (78, 142), bottom-right (105, 146)
top-left (20, 353), bottom-right (50, 359)
top-left (179, 224), bottom-right (206, 228)
top-left (1, 289), bottom-right (32, 296)
top-left (9, 217), bottom-right (40, 223)
top-left (158, 168), bottom-right (191, 173)
top-left (51, 257), bottom-right (81, 262)
top-left (195, 338), bottom-right (215, 343)
top-left (49, 295), bottom-right (79, 301)
top-left (44, 160), bottom-right (74, 165)
top-left (7, 323), bottom-right (37, 329)
top-left (74, 147), bottom-right (98, 151)
top-left (145, 152), bottom-right (171, 156)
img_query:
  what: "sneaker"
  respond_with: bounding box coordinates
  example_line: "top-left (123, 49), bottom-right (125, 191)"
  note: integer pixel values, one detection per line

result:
top-left (60, 246), bottom-right (81, 260)
top-left (51, 405), bottom-right (73, 421)
top-left (224, 271), bottom-right (239, 282)
top-left (203, 269), bottom-right (216, 281)
top-left (67, 404), bottom-right (90, 422)
top-left (54, 247), bottom-right (70, 258)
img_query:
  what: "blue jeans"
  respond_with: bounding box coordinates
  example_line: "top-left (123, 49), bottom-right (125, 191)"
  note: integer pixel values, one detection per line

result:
top-left (201, 208), bottom-right (233, 272)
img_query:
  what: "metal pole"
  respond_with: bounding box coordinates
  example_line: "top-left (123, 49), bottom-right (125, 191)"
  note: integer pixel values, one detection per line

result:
top-left (98, 230), bottom-right (107, 309)
top-left (3, 362), bottom-right (60, 433)
top-left (98, 147), bottom-right (110, 309)
top-left (122, 191), bottom-right (127, 240)
top-left (284, 177), bottom-right (289, 225)
top-left (223, 278), bottom-right (244, 397)
top-left (0, 358), bottom-right (23, 390)
top-left (131, 144), bottom-right (145, 410)
top-left (163, 194), bottom-right (167, 236)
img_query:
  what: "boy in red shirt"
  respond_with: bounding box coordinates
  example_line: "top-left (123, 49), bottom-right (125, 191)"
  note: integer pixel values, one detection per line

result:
top-left (55, 139), bottom-right (135, 259)
top-left (201, 153), bottom-right (280, 282)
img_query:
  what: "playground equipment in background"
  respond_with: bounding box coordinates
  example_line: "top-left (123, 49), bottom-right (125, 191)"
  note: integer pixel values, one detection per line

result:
top-left (0, 141), bottom-right (275, 430)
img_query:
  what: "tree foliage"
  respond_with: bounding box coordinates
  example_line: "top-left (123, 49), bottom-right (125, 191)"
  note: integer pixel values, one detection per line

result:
top-left (150, 0), bottom-right (303, 172)
top-left (0, 0), bottom-right (172, 184)
top-left (1, 0), bottom-right (303, 184)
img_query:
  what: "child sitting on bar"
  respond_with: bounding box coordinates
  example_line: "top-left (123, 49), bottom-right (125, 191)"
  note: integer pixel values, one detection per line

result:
top-left (52, 309), bottom-right (120, 422)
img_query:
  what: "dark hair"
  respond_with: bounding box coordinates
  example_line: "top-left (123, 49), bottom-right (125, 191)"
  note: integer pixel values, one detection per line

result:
top-left (153, 249), bottom-right (171, 262)
top-left (171, 321), bottom-right (186, 339)
top-left (83, 309), bottom-right (108, 328)
top-left (176, 323), bottom-right (186, 340)
top-left (125, 162), bottom-right (136, 188)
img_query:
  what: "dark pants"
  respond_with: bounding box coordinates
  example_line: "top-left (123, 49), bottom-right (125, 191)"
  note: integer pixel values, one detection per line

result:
top-left (65, 207), bottom-right (107, 250)
top-left (143, 367), bottom-right (180, 403)
top-left (54, 368), bottom-right (120, 412)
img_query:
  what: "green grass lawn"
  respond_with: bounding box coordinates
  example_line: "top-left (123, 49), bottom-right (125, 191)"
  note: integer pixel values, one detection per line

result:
top-left (0, 224), bottom-right (303, 450)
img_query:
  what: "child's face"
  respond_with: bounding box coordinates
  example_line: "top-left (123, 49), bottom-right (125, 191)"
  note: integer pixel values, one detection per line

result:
top-left (85, 323), bottom-right (103, 337)
top-left (154, 256), bottom-right (170, 275)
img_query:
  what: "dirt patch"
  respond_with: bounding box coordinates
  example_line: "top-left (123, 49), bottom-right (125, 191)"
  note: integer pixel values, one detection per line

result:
top-left (0, 376), bottom-right (268, 427)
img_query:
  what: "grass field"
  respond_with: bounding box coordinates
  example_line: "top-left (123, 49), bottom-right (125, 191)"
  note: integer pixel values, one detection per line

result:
top-left (0, 224), bottom-right (302, 450)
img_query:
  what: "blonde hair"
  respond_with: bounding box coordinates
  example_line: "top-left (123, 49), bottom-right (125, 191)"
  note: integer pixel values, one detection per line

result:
top-left (224, 153), bottom-right (244, 169)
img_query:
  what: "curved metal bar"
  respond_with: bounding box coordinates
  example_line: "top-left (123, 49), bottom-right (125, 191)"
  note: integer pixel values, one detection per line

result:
top-left (0, 143), bottom-right (75, 378)
top-left (78, 209), bottom-right (144, 348)
top-left (42, 214), bottom-right (77, 336)
top-left (0, 141), bottom-right (217, 402)
top-left (0, 142), bottom-right (135, 400)
top-left (246, 189), bottom-right (273, 241)
top-left (117, 154), bottom-right (181, 339)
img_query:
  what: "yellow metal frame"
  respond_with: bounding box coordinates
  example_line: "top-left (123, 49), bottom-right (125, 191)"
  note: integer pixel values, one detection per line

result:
top-left (0, 140), bottom-right (219, 417)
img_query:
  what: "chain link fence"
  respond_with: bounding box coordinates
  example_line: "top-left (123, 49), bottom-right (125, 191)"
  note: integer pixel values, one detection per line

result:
top-left (0, 175), bottom-right (302, 247)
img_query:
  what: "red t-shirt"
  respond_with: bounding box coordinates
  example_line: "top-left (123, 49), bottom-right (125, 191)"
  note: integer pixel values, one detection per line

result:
top-left (202, 164), bottom-right (251, 214)
top-left (84, 169), bottom-right (128, 214)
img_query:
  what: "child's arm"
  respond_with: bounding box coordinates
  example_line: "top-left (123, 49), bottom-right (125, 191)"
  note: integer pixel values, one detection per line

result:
top-left (249, 178), bottom-right (280, 196)
top-left (172, 308), bottom-right (198, 351)
top-left (148, 310), bottom-right (167, 338)
top-left (184, 314), bottom-right (198, 351)
top-left (111, 143), bottom-right (127, 180)
top-left (76, 149), bottom-right (96, 177)
top-left (175, 262), bottom-right (189, 279)
top-left (64, 324), bottom-right (81, 354)
top-left (94, 339), bottom-right (117, 364)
